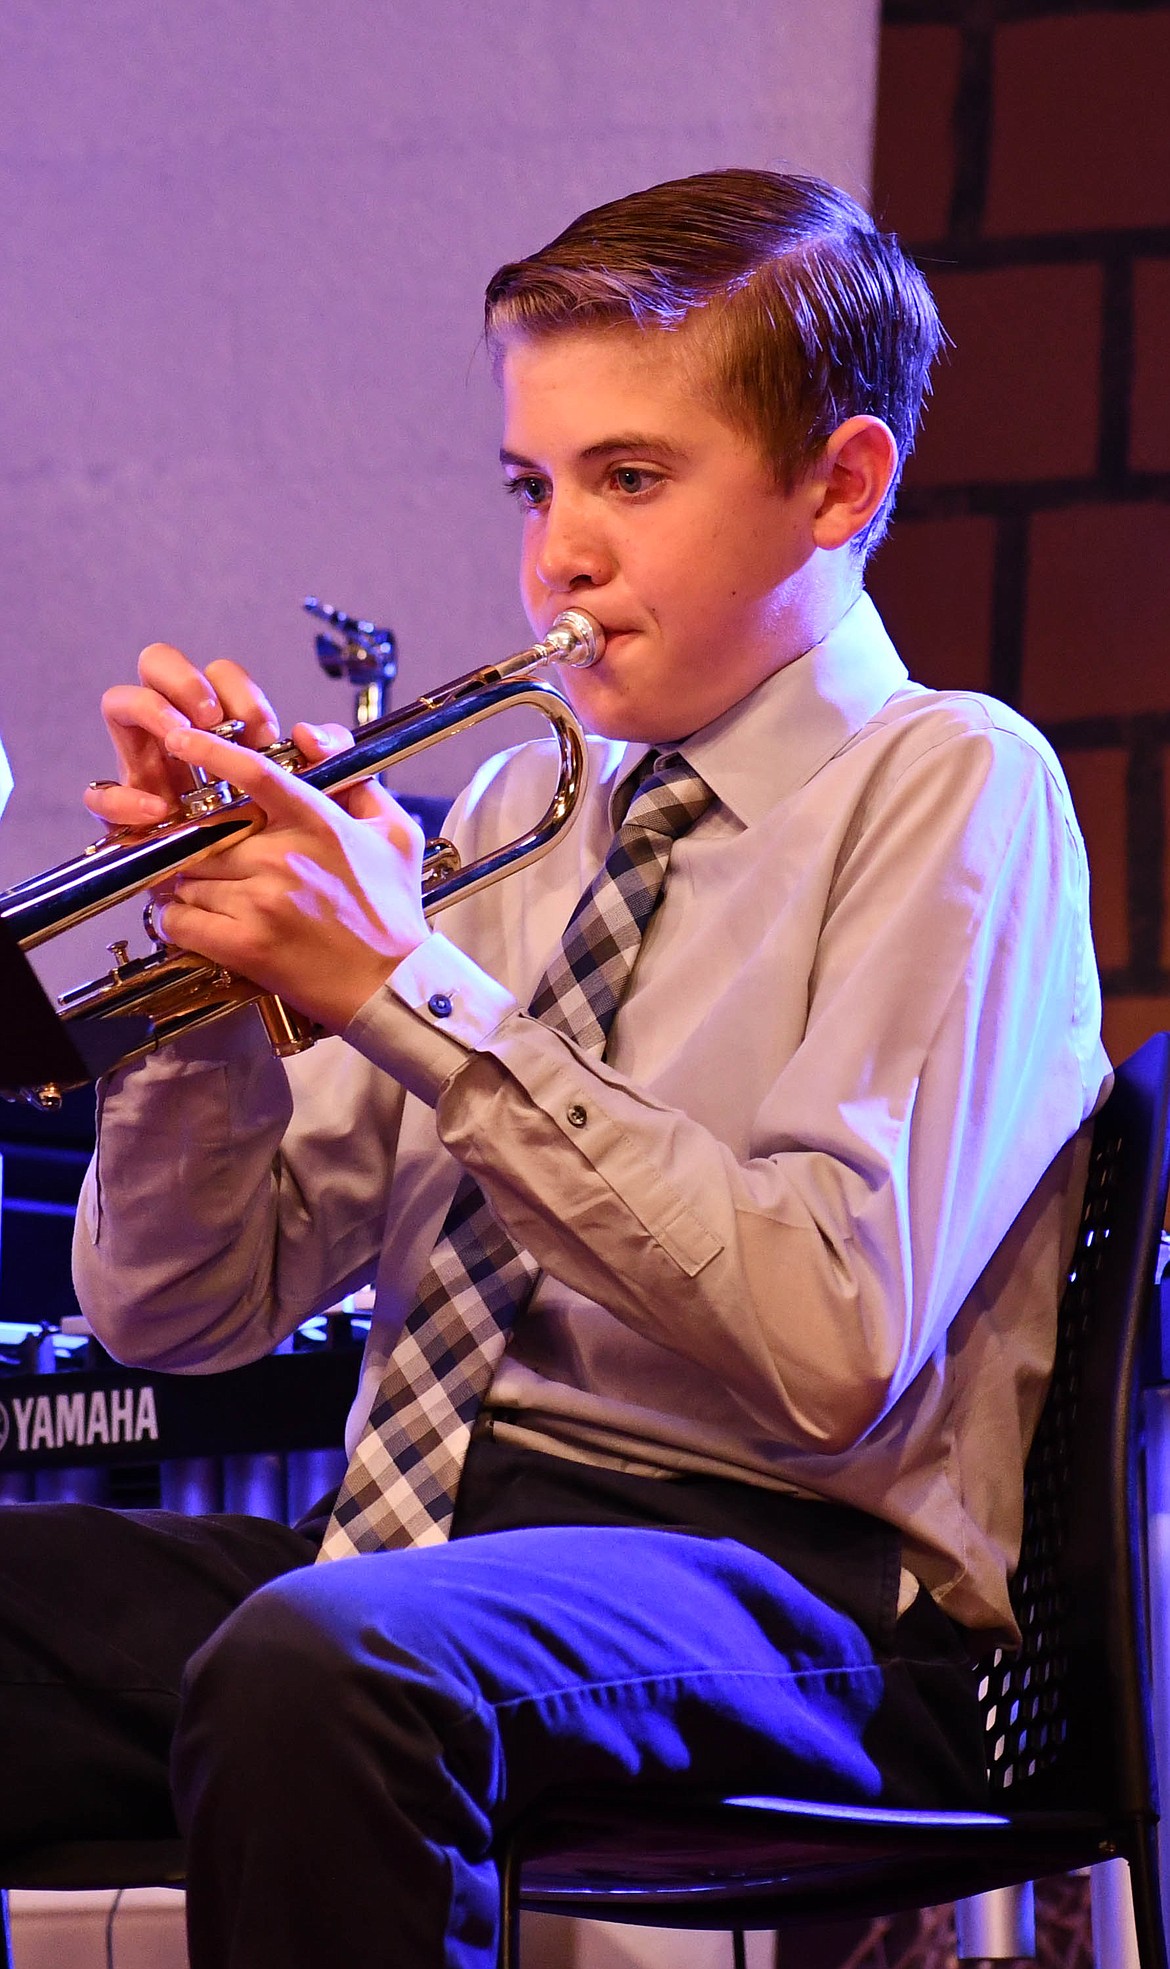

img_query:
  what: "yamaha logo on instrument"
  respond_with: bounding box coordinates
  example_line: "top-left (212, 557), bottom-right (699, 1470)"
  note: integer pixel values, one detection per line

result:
top-left (0, 1385), bottom-right (159, 1461)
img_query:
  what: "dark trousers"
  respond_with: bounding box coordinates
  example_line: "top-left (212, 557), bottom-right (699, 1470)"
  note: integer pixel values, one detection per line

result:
top-left (0, 1436), bottom-right (988, 1968)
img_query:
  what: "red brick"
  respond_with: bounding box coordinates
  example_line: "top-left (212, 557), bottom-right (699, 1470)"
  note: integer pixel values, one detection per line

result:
top-left (1131, 258), bottom-right (1170, 474)
top-left (866, 516), bottom-right (995, 689)
top-left (1020, 503), bottom-right (1170, 721)
top-left (909, 265), bottom-right (1101, 485)
top-left (1161, 764), bottom-right (1170, 976)
top-left (872, 25), bottom-right (960, 242)
top-left (1058, 748), bottom-right (1128, 972)
top-left (1102, 995), bottom-right (1170, 1066)
top-left (986, 13), bottom-right (1170, 236)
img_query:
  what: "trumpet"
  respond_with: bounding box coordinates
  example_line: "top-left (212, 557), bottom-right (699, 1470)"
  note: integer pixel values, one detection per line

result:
top-left (0, 608), bottom-right (602, 1108)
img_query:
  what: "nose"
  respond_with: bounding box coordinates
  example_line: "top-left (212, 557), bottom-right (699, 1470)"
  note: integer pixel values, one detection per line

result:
top-left (530, 490), bottom-right (613, 597)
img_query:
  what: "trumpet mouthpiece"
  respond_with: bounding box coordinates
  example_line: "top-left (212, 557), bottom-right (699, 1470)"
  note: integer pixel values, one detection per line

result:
top-left (543, 609), bottom-right (604, 669)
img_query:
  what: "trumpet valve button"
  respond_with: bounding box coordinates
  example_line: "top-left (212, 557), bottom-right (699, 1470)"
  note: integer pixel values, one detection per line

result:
top-left (262, 739), bottom-right (303, 773)
top-left (181, 780), bottom-right (235, 817)
top-left (183, 724), bottom-right (246, 795)
top-left (107, 940), bottom-right (131, 971)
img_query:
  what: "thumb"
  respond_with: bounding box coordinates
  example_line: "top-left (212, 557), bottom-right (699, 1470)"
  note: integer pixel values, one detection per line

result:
top-left (342, 777), bottom-right (402, 824)
top-left (293, 721), bottom-right (394, 819)
top-left (292, 721), bottom-right (353, 764)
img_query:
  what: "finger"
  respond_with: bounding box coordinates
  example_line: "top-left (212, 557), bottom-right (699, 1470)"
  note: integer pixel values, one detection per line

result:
top-left (102, 646), bottom-right (281, 816)
top-left (341, 779), bottom-right (401, 824)
top-left (286, 722), bottom-right (413, 828)
top-left (291, 719), bottom-right (354, 765)
top-left (135, 645), bottom-right (226, 728)
top-left (83, 781), bottom-right (171, 827)
top-left (289, 721), bottom-right (404, 828)
top-left (97, 683), bottom-right (196, 807)
top-left (381, 794), bottom-right (426, 853)
top-left (154, 892), bottom-right (254, 971)
top-left (171, 872), bottom-right (259, 913)
top-left (168, 831), bottom-right (279, 884)
top-left (165, 724), bottom-right (324, 826)
top-left (204, 659), bottom-right (282, 748)
top-left (102, 682), bottom-right (194, 751)
top-left (135, 647), bottom-right (281, 749)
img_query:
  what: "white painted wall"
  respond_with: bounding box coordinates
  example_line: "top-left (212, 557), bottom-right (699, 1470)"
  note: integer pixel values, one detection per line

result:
top-left (1, 0), bottom-right (878, 995)
top-left (9, 1887), bottom-right (186, 1969)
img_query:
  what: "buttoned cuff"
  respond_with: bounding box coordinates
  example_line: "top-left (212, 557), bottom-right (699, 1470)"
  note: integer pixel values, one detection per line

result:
top-left (343, 932), bottom-right (519, 1107)
top-left (464, 1018), bottom-right (724, 1277)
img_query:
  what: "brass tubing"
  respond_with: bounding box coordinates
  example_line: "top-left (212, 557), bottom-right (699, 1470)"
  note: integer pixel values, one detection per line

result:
top-left (0, 610), bottom-right (600, 950)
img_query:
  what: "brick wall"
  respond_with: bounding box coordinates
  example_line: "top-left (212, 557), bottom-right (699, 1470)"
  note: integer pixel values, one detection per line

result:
top-left (868, 0), bottom-right (1170, 1064)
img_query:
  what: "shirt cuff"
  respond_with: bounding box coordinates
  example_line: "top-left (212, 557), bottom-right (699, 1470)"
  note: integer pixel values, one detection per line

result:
top-left (343, 932), bottom-right (518, 1107)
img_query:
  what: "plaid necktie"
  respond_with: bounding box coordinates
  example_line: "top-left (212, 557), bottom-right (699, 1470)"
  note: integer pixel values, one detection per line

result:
top-left (318, 751), bottom-right (712, 1560)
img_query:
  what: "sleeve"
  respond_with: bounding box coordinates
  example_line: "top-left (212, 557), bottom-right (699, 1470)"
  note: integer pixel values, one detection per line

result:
top-left (72, 1006), bottom-right (409, 1372)
top-left (349, 725), bottom-right (1103, 1454)
top-left (69, 749), bottom-right (534, 1374)
top-left (69, 748), bottom-right (533, 1375)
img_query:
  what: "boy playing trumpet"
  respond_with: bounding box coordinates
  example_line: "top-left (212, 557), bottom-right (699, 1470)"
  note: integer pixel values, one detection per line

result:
top-left (4, 171), bottom-right (1106, 1968)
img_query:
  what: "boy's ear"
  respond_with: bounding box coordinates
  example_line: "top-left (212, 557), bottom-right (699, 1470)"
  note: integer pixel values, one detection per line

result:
top-left (810, 416), bottom-right (899, 550)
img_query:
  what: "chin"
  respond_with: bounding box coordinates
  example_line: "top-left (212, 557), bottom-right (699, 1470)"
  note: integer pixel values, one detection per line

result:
top-left (561, 677), bottom-right (682, 747)
top-left (584, 711), bottom-right (688, 745)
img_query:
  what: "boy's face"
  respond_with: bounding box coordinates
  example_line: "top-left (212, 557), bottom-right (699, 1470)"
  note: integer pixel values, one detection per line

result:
top-left (500, 324), bottom-right (824, 742)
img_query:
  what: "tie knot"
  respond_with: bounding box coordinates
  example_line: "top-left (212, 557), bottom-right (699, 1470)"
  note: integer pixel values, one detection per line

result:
top-left (622, 751), bottom-right (712, 841)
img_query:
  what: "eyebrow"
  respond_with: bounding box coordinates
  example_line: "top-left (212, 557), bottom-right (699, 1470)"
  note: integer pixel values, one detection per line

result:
top-left (499, 435), bottom-right (688, 470)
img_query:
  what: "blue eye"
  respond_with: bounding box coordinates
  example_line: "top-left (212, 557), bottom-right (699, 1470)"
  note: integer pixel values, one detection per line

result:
top-left (504, 476), bottom-right (548, 509)
top-left (612, 467), bottom-right (658, 495)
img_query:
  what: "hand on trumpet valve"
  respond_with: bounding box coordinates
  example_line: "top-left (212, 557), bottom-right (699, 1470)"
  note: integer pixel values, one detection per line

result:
top-left (82, 640), bottom-right (430, 1034)
top-left (152, 718), bottom-right (429, 1032)
top-left (84, 644), bottom-right (284, 830)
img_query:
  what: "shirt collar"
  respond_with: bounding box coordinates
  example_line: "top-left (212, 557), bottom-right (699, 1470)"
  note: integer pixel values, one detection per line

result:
top-left (608, 591), bottom-right (909, 830)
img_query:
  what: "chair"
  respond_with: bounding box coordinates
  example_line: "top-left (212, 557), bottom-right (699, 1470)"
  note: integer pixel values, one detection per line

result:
top-left (497, 1032), bottom-right (1170, 1969)
top-left (2, 1034), bottom-right (1169, 1969)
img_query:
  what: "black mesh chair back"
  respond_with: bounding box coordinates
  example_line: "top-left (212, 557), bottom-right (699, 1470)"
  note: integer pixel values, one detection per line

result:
top-left (980, 1033), bottom-right (1169, 1818)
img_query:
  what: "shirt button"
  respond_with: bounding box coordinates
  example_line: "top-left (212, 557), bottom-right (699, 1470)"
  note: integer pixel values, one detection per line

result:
top-left (566, 1102), bottom-right (588, 1128)
top-left (427, 992), bottom-right (454, 1019)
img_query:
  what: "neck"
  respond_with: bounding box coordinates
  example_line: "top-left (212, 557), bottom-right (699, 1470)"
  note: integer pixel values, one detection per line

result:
top-left (767, 557), bottom-right (864, 678)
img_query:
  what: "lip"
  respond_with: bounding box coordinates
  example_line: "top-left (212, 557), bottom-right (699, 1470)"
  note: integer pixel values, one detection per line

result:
top-left (560, 627), bottom-right (635, 673)
top-left (545, 621), bottom-right (636, 665)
